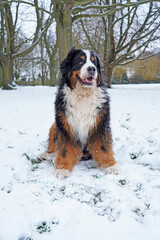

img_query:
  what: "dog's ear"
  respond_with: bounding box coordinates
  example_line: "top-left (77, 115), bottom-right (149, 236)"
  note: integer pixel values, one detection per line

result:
top-left (60, 48), bottom-right (78, 78)
top-left (96, 55), bottom-right (104, 86)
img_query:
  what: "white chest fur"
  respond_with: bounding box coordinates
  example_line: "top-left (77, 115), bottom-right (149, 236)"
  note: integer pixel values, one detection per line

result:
top-left (63, 83), bottom-right (106, 146)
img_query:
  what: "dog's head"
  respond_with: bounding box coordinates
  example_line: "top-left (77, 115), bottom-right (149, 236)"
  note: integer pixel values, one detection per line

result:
top-left (60, 48), bottom-right (104, 89)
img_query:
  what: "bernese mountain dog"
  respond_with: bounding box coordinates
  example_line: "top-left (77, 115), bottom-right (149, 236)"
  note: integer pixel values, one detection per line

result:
top-left (38, 48), bottom-right (119, 179)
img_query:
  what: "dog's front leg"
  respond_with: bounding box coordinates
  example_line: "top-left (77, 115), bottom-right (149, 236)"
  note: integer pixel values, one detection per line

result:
top-left (88, 131), bottom-right (119, 175)
top-left (54, 134), bottom-right (81, 180)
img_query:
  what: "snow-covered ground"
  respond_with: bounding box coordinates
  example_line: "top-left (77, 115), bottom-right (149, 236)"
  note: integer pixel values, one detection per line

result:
top-left (0, 84), bottom-right (160, 240)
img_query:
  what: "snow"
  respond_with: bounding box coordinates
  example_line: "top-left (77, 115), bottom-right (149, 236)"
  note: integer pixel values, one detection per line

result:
top-left (0, 84), bottom-right (160, 240)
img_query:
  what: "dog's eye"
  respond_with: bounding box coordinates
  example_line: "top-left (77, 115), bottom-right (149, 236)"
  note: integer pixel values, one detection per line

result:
top-left (79, 61), bottom-right (83, 65)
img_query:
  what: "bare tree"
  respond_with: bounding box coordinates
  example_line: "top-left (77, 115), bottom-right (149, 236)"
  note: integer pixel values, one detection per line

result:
top-left (0, 0), bottom-right (53, 89)
top-left (76, 0), bottom-right (160, 87)
top-left (51, 0), bottom-right (160, 63)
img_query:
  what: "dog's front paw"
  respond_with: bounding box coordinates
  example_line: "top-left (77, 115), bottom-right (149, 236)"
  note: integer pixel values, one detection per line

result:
top-left (102, 164), bottom-right (120, 175)
top-left (54, 169), bottom-right (71, 180)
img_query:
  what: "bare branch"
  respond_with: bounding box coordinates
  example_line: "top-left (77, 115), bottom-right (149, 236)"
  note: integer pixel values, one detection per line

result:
top-left (116, 18), bottom-right (160, 55)
top-left (73, 0), bottom-right (95, 7)
top-left (114, 6), bottom-right (134, 25)
top-left (72, 0), bottom-right (160, 17)
top-left (128, 2), bottom-right (153, 45)
top-left (33, 0), bottom-right (41, 43)
top-left (13, 1), bottom-right (19, 30)
top-left (73, 8), bottom-right (121, 21)
top-left (43, 33), bottom-right (51, 58)
top-left (80, 19), bottom-right (97, 52)
top-left (118, 51), bottom-right (160, 66)
top-left (116, 35), bottom-right (160, 66)
top-left (13, 15), bottom-right (53, 58)
top-left (0, 0), bottom-right (52, 15)
top-left (138, 52), bottom-right (160, 61)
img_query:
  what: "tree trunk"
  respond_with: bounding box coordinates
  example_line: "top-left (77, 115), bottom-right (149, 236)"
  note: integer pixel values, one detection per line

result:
top-left (103, 8), bottom-right (116, 88)
top-left (0, 5), bottom-right (14, 89)
top-left (40, 37), bottom-right (45, 85)
top-left (50, 67), bottom-right (56, 86)
top-left (49, 56), bottom-right (58, 86)
top-left (41, 65), bottom-right (45, 85)
top-left (104, 65), bottom-right (114, 88)
top-left (55, 0), bottom-right (73, 63)
top-left (1, 53), bottom-right (14, 89)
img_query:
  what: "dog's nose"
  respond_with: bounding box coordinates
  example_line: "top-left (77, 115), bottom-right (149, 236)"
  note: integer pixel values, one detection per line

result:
top-left (87, 66), bottom-right (96, 75)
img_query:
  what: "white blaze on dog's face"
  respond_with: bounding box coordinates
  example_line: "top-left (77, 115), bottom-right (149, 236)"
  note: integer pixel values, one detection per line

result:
top-left (78, 50), bottom-right (98, 86)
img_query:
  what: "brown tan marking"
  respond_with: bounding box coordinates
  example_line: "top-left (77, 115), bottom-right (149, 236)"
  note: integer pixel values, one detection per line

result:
top-left (80, 55), bottom-right (85, 60)
top-left (48, 122), bottom-right (56, 153)
top-left (70, 70), bottom-right (80, 88)
top-left (96, 72), bottom-right (101, 86)
top-left (48, 111), bottom-right (75, 153)
top-left (55, 132), bottom-right (81, 171)
top-left (88, 131), bottom-right (116, 168)
top-left (58, 111), bottom-right (74, 139)
top-left (88, 112), bottom-right (116, 168)
top-left (91, 56), bottom-right (95, 61)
